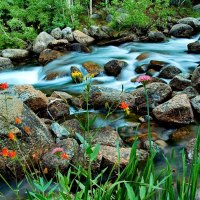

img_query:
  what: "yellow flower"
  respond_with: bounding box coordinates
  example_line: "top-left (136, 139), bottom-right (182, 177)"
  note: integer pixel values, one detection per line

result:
top-left (71, 71), bottom-right (83, 79)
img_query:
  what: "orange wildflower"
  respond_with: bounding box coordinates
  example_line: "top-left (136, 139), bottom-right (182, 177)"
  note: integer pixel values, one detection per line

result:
top-left (32, 153), bottom-right (38, 160)
top-left (23, 126), bottom-right (31, 135)
top-left (1, 148), bottom-right (9, 157)
top-left (61, 152), bottom-right (69, 160)
top-left (43, 167), bottom-right (48, 174)
top-left (8, 150), bottom-right (17, 159)
top-left (0, 83), bottom-right (8, 90)
top-left (15, 117), bottom-right (22, 124)
top-left (119, 102), bottom-right (129, 109)
top-left (8, 132), bottom-right (16, 141)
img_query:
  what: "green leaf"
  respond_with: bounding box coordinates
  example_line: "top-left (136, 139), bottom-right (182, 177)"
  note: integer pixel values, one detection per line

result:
top-left (90, 144), bottom-right (100, 162)
top-left (125, 182), bottom-right (138, 200)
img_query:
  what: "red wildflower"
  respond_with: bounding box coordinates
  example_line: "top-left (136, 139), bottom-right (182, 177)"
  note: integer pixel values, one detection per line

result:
top-left (119, 102), bottom-right (129, 109)
top-left (0, 83), bottom-right (8, 90)
top-left (15, 117), bottom-right (22, 124)
top-left (0, 148), bottom-right (9, 157)
top-left (61, 152), bottom-right (69, 160)
top-left (8, 132), bottom-right (16, 141)
top-left (8, 150), bottom-right (17, 159)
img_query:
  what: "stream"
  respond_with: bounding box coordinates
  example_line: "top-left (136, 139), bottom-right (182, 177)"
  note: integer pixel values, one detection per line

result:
top-left (0, 34), bottom-right (200, 199)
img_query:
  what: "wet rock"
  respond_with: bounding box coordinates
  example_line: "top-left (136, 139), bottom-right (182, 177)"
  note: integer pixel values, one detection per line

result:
top-left (185, 138), bottom-right (200, 162)
top-left (155, 140), bottom-right (168, 149)
top-left (33, 32), bottom-right (56, 54)
top-left (147, 31), bottom-right (166, 42)
top-left (188, 41), bottom-right (200, 53)
top-left (169, 24), bottom-right (194, 38)
top-left (169, 126), bottom-right (194, 142)
top-left (73, 30), bottom-right (95, 45)
top-left (51, 91), bottom-right (73, 101)
top-left (0, 57), bottom-right (14, 70)
top-left (39, 49), bottom-right (64, 65)
top-left (0, 95), bottom-right (53, 179)
top-left (14, 85), bottom-right (48, 112)
top-left (169, 73), bottom-right (191, 91)
top-left (89, 25), bottom-right (109, 39)
top-left (47, 39), bottom-right (70, 51)
top-left (62, 27), bottom-right (74, 42)
top-left (191, 66), bottom-right (200, 92)
top-left (51, 28), bottom-right (62, 39)
top-left (70, 43), bottom-right (91, 53)
top-left (178, 17), bottom-right (200, 31)
top-left (191, 95), bottom-right (200, 114)
top-left (158, 66), bottom-right (182, 79)
top-left (44, 72), bottom-right (63, 80)
top-left (51, 122), bottom-right (70, 139)
top-left (104, 60), bottom-right (128, 76)
top-left (153, 94), bottom-right (194, 125)
top-left (82, 61), bottom-right (102, 77)
top-left (41, 138), bottom-right (78, 177)
top-left (100, 146), bottom-right (148, 170)
top-left (172, 86), bottom-right (199, 99)
top-left (146, 68), bottom-right (157, 76)
top-left (131, 82), bottom-right (172, 114)
top-left (136, 53), bottom-right (150, 61)
top-left (70, 66), bottom-right (84, 83)
top-left (88, 86), bottom-right (135, 110)
top-left (2, 49), bottom-right (29, 60)
top-left (135, 64), bottom-right (148, 73)
top-left (148, 60), bottom-right (168, 71)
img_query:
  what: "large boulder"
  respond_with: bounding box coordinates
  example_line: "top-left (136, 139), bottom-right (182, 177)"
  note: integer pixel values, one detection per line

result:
top-left (191, 66), bottom-right (200, 92)
top-left (33, 32), bottom-right (56, 54)
top-left (73, 30), bottom-right (95, 45)
top-left (39, 49), bottom-right (64, 65)
top-left (131, 82), bottom-right (172, 114)
top-left (153, 94), bottom-right (194, 125)
top-left (0, 57), bottom-right (14, 71)
top-left (0, 94), bottom-right (53, 179)
top-left (178, 17), bottom-right (200, 31)
top-left (1, 49), bottom-right (29, 60)
top-left (104, 60), bottom-right (128, 76)
top-left (13, 85), bottom-right (48, 112)
top-left (188, 41), bottom-right (200, 53)
top-left (62, 27), bottom-right (74, 42)
top-left (89, 25), bottom-right (109, 39)
top-left (169, 24), bottom-right (194, 38)
top-left (47, 39), bottom-right (70, 51)
top-left (50, 28), bottom-right (62, 39)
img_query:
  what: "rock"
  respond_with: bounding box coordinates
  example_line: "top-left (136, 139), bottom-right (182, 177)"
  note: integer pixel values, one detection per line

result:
top-left (82, 28), bottom-right (89, 35)
top-left (153, 94), bottom-right (194, 125)
top-left (44, 72), bottom-right (64, 80)
top-left (0, 95), bottom-right (53, 179)
top-left (169, 73), bottom-right (191, 91)
top-left (0, 57), bottom-right (14, 70)
top-left (82, 61), bottom-right (102, 77)
top-left (100, 145), bottom-right (148, 170)
top-left (131, 82), bottom-right (172, 114)
top-left (135, 64), bottom-right (148, 73)
top-left (158, 66), bottom-right (182, 79)
top-left (155, 140), bottom-right (168, 149)
top-left (41, 138), bottom-right (78, 177)
top-left (33, 32), bottom-right (56, 54)
top-left (89, 25), bottom-right (109, 39)
top-left (51, 28), bottom-right (62, 39)
top-left (39, 49), bottom-right (64, 65)
top-left (51, 91), bottom-right (72, 101)
top-left (70, 43), bottom-right (91, 53)
top-left (106, 14), bottom-right (113, 22)
top-left (193, 4), bottom-right (200, 11)
top-left (47, 39), bottom-right (70, 51)
top-left (104, 60), bottom-right (128, 76)
top-left (73, 30), bottom-right (95, 45)
top-left (14, 85), bottom-right (48, 112)
top-left (147, 31), bottom-right (166, 42)
top-left (148, 60), bottom-right (168, 71)
top-left (70, 66), bottom-right (84, 83)
top-left (185, 138), bottom-right (200, 162)
top-left (169, 24), bottom-right (194, 38)
top-left (88, 86), bottom-right (135, 110)
top-left (178, 17), bottom-right (200, 31)
top-left (62, 27), bottom-right (74, 42)
top-left (169, 126), bottom-right (194, 141)
top-left (90, 13), bottom-right (101, 19)
top-left (188, 41), bottom-right (200, 53)
top-left (136, 53), bottom-right (150, 61)
top-left (191, 66), bottom-right (200, 92)
top-left (1, 49), bottom-right (29, 60)
top-left (51, 122), bottom-right (70, 139)
top-left (172, 86), bottom-right (199, 99)
top-left (191, 95), bottom-right (200, 114)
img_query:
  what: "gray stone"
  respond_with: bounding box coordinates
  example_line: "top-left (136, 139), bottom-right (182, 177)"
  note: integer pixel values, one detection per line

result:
top-left (158, 66), bottom-right (182, 79)
top-left (33, 32), bottom-right (56, 54)
top-left (0, 57), bottom-right (14, 70)
top-left (89, 25), bottom-right (109, 39)
top-left (193, 4), bottom-right (200, 11)
top-left (2, 49), bottom-right (29, 60)
top-left (169, 24), bottom-right (194, 38)
top-left (147, 31), bottom-right (166, 42)
top-left (191, 66), bottom-right (200, 92)
top-left (185, 138), bottom-right (200, 162)
top-left (188, 41), bottom-right (200, 53)
top-left (51, 122), bottom-right (70, 139)
top-left (48, 39), bottom-right (70, 51)
top-left (178, 17), bottom-right (200, 31)
top-left (62, 27), bottom-right (74, 42)
top-left (73, 30), bottom-right (95, 45)
top-left (153, 94), bottom-right (194, 125)
top-left (106, 14), bottom-right (113, 22)
top-left (191, 95), bottom-right (200, 114)
top-left (51, 28), bottom-right (62, 39)
top-left (172, 86), bottom-right (199, 99)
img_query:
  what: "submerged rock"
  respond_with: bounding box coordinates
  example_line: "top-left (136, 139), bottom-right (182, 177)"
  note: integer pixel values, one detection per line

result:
top-left (153, 94), bottom-right (194, 125)
top-left (185, 138), bottom-right (200, 162)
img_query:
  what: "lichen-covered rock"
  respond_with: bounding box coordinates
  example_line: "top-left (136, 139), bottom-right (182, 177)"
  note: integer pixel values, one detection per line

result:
top-left (191, 95), bottom-right (200, 114)
top-left (33, 32), bottom-right (56, 54)
top-left (2, 49), bottom-right (29, 60)
top-left (172, 86), bottom-right (199, 99)
top-left (169, 24), bottom-right (194, 38)
top-left (185, 138), bottom-right (200, 162)
top-left (73, 30), bottom-right (95, 45)
top-left (89, 25), bottom-right (109, 39)
top-left (104, 60), bottom-right (128, 76)
top-left (62, 27), bottom-right (74, 42)
top-left (82, 61), bottom-right (102, 77)
top-left (39, 49), bottom-right (64, 65)
top-left (158, 66), bottom-right (182, 79)
top-left (191, 66), bottom-right (200, 92)
top-left (0, 57), bottom-right (14, 71)
top-left (153, 94), bottom-right (194, 125)
top-left (51, 28), bottom-right (62, 39)
top-left (14, 85), bottom-right (48, 112)
top-left (51, 122), bottom-right (70, 139)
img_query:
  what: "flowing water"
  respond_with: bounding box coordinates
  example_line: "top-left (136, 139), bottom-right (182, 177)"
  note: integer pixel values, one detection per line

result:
top-left (0, 34), bottom-right (200, 199)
